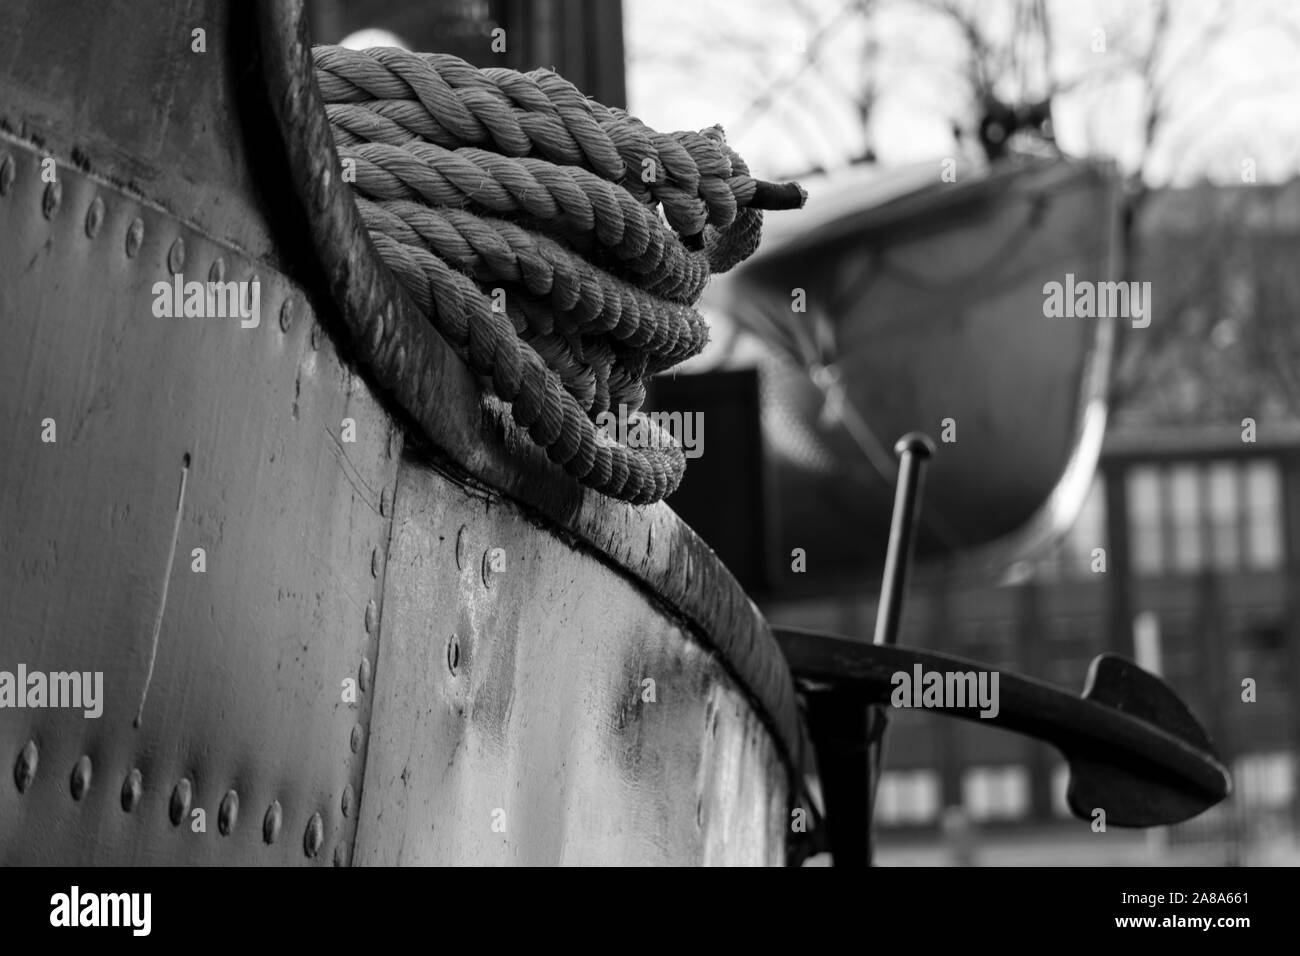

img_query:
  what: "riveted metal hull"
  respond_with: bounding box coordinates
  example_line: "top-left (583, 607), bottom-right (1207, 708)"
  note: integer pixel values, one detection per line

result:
top-left (0, 146), bottom-right (399, 864)
top-left (357, 462), bottom-right (788, 866)
top-left (0, 0), bottom-right (800, 865)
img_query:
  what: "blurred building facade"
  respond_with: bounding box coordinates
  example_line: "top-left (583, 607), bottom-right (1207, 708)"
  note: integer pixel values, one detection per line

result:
top-left (766, 179), bottom-right (1300, 864)
top-left (863, 429), bottom-right (1298, 865)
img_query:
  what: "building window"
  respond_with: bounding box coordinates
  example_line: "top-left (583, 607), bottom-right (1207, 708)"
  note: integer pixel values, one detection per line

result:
top-left (1168, 465), bottom-right (1202, 572)
top-left (877, 770), bottom-right (941, 825)
top-left (1232, 752), bottom-right (1295, 809)
top-left (1243, 460), bottom-right (1283, 569)
top-left (1206, 460), bottom-right (1241, 570)
top-left (1128, 466), bottom-right (1164, 575)
top-left (1125, 457), bottom-right (1285, 576)
top-left (962, 765), bottom-right (1030, 821)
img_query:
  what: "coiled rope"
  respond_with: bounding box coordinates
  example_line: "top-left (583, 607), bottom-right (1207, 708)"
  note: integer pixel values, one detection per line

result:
top-left (314, 45), bottom-right (804, 504)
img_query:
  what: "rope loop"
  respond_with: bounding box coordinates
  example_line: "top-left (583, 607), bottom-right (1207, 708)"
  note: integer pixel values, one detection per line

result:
top-left (316, 44), bottom-right (805, 503)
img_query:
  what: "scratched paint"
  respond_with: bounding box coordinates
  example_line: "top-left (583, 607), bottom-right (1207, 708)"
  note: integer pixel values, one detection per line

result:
top-left (355, 460), bottom-right (791, 866)
top-left (0, 153), bottom-right (394, 864)
top-left (0, 0), bottom-right (799, 866)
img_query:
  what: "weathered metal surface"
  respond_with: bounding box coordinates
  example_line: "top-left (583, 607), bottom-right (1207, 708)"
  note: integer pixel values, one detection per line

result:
top-left (0, 147), bottom-right (396, 863)
top-left (0, 0), bottom-right (296, 263)
top-left (355, 458), bottom-right (789, 866)
top-left (0, 0), bottom-right (804, 865)
top-left (258, 0), bottom-right (804, 765)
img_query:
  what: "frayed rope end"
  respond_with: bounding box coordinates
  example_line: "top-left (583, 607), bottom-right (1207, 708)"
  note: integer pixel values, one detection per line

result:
top-left (752, 179), bottom-right (808, 211)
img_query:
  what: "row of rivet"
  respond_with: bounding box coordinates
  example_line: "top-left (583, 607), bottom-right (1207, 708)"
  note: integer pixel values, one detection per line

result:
top-left (347, 500), bottom-right (384, 865)
top-left (12, 740), bottom-right (331, 857)
top-left (349, 425), bottom-right (399, 864)
top-left (5, 148), bottom-right (344, 863)
top-left (0, 150), bottom-right (322, 351)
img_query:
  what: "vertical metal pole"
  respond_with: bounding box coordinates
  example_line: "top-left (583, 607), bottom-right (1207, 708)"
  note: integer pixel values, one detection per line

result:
top-left (873, 433), bottom-right (936, 647)
top-left (861, 432), bottom-right (935, 865)
top-left (1016, 579), bottom-right (1054, 822)
top-left (1103, 462), bottom-right (1134, 658)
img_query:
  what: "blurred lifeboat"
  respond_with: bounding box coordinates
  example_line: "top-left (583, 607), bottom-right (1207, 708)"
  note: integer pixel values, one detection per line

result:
top-left (697, 156), bottom-right (1119, 593)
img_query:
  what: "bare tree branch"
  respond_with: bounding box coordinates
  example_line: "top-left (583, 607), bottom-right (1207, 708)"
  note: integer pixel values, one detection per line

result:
top-left (730, 0), bottom-right (871, 134)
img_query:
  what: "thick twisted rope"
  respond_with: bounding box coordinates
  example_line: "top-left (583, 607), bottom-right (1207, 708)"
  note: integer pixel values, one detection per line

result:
top-left (315, 44), bottom-right (804, 504)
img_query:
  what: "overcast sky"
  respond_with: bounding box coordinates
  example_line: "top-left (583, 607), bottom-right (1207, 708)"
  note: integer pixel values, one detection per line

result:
top-left (625, 0), bottom-right (1300, 185)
